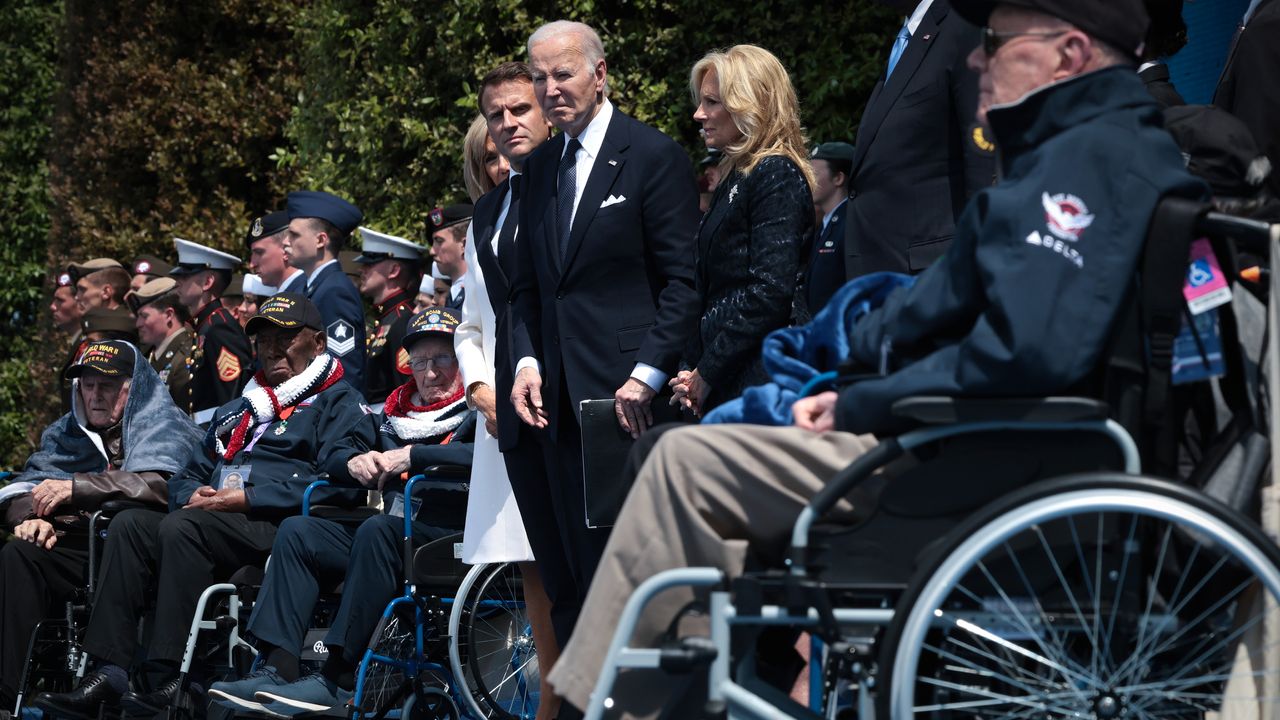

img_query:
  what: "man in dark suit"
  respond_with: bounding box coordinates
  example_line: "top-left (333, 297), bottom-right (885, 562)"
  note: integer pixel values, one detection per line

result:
top-left (845, 0), bottom-right (995, 278)
top-left (509, 20), bottom-right (700, 640)
top-left (285, 190), bottom-right (367, 393)
top-left (1214, 0), bottom-right (1280, 197)
top-left (457, 61), bottom-right (578, 656)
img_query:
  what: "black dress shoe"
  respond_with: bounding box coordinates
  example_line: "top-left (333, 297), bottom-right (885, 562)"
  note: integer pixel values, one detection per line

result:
top-left (119, 676), bottom-right (196, 717)
top-left (32, 670), bottom-right (123, 719)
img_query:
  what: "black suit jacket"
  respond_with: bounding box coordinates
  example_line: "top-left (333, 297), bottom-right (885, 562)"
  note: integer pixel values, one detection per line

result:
top-left (844, 0), bottom-right (994, 278)
top-left (509, 108), bottom-right (700, 438)
top-left (1214, 0), bottom-right (1280, 196)
top-left (469, 179), bottom-right (526, 452)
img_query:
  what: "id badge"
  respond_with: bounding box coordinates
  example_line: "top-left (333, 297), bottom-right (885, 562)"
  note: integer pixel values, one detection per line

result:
top-left (1172, 309), bottom-right (1226, 385)
top-left (217, 464), bottom-right (252, 491)
top-left (386, 493), bottom-right (423, 520)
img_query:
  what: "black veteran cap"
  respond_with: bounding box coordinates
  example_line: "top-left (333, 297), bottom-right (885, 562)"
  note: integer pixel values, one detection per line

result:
top-left (245, 209), bottom-right (291, 248)
top-left (402, 307), bottom-right (460, 349)
top-left (131, 255), bottom-right (172, 279)
top-left (82, 307), bottom-right (137, 336)
top-left (67, 340), bottom-right (135, 379)
top-left (952, 0), bottom-right (1149, 59)
top-left (244, 293), bottom-right (324, 336)
top-left (287, 191), bottom-right (363, 234)
top-left (126, 277), bottom-right (178, 312)
top-left (811, 142), bottom-right (856, 164)
top-left (699, 148), bottom-right (723, 168)
top-left (67, 258), bottom-right (124, 282)
top-left (428, 204), bottom-right (473, 231)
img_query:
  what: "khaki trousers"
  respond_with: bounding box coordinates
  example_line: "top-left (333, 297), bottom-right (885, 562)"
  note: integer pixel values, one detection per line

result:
top-left (547, 423), bottom-right (878, 716)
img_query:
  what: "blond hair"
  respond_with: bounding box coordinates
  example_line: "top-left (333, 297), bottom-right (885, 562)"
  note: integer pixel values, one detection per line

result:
top-left (690, 45), bottom-right (814, 189)
top-left (462, 115), bottom-right (497, 202)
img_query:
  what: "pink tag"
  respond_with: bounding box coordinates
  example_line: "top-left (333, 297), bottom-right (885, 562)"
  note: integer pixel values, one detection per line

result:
top-left (1184, 238), bottom-right (1232, 315)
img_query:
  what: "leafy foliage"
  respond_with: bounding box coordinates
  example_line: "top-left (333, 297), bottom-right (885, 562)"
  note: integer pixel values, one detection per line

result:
top-left (1, 0), bottom-right (899, 465)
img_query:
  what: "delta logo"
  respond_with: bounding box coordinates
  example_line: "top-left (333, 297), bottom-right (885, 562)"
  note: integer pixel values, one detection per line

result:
top-left (1041, 192), bottom-right (1095, 241)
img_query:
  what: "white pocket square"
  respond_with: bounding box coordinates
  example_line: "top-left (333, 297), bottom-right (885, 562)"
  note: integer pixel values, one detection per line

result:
top-left (600, 194), bottom-right (627, 208)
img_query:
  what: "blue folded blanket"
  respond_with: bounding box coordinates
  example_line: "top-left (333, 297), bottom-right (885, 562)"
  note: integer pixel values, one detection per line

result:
top-left (702, 272), bottom-right (915, 426)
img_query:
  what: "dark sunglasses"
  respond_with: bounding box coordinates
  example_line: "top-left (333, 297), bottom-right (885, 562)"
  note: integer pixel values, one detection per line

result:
top-left (982, 27), bottom-right (1068, 56)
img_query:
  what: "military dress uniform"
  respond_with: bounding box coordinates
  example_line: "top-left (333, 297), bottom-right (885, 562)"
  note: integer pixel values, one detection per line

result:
top-left (354, 225), bottom-right (425, 405)
top-left (365, 290), bottom-right (414, 404)
top-left (189, 300), bottom-right (252, 418)
top-left (169, 238), bottom-right (254, 422)
top-left (288, 190), bottom-right (368, 394)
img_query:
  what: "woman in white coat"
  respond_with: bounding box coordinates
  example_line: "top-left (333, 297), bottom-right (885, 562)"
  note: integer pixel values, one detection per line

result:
top-left (455, 113), bottom-right (560, 719)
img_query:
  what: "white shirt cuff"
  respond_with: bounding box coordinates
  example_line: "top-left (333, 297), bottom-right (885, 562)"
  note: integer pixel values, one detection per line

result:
top-left (516, 356), bottom-right (542, 376)
top-left (630, 363), bottom-right (667, 393)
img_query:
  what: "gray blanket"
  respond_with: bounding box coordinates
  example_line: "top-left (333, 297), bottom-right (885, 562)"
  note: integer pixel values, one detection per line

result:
top-left (11, 342), bottom-right (202, 484)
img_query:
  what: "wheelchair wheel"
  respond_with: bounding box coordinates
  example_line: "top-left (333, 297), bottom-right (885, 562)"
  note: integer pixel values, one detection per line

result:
top-left (448, 562), bottom-right (538, 720)
top-left (880, 474), bottom-right (1280, 719)
top-left (352, 603), bottom-right (418, 718)
top-left (402, 672), bottom-right (461, 720)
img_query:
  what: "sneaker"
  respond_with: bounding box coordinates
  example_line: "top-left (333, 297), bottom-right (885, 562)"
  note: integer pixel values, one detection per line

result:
top-left (254, 675), bottom-right (352, 714)
top-left (207, 666), bottom-right (289, 713)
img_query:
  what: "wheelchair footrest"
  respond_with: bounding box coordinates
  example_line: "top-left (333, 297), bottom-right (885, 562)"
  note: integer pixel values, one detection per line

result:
top-left (658, 636), bottom-right (718, 674)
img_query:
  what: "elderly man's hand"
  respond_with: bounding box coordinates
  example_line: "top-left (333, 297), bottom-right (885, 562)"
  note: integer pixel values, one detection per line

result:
top-left (348, 452), bottom-right (383, 488)
top-left (615, 378), bottom-right (657, 439)
top-left (374, 446), bottom-right (413, 484)
top-left (31, 479), bottom-right (73, 518)
top-left (511, 367), bottom-right (549, 429)
top-left (792, 391), bottom-right (838, 433)
top-left (14, 518), bottom-right (57, 549)
top-left (184, 486), bottom-right (249, 513)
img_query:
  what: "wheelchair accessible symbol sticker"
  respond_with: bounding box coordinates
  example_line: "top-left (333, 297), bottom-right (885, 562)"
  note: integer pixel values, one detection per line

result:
top-left (1184, 238), bottom-right (1233, 314)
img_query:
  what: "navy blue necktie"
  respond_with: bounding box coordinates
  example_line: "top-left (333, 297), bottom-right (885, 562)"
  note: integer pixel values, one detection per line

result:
top-left (557, 138), bottom-right (582, 259)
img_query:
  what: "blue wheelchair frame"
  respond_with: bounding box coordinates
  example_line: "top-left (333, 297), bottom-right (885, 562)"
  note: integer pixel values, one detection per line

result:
top-left (302, 474), bottom-right (538, 720)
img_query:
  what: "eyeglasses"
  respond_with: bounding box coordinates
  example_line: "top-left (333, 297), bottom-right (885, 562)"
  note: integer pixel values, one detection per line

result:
top-left (408, 354), bottom-right (457, 372)
top-left (981, 27), bottom-right (1068, 56)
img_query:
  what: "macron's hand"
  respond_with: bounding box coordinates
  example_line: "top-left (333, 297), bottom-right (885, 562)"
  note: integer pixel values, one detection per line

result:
top-left (792, 391), bottom-right (838, 433)
top-left (511, 367), bottom-right (549, 429)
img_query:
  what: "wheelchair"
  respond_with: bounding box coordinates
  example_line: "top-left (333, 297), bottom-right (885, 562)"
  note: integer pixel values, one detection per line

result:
top-left (12, 499), bottom-right (156, 716)
top-left (166, 468), bottom-right (539, 720)
top-left (587, 201), bottom-right (1280, 719)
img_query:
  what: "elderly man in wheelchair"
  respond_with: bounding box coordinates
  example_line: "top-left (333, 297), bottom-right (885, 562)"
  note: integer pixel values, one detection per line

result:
top-left (206, 307), bottom-right (476, 716)
top-left (0, 341), bottom-right (200, 713)
top-left (540, 1), bottom-right (1280, 718)
top-left (32, 294), bottom-right (376, 719)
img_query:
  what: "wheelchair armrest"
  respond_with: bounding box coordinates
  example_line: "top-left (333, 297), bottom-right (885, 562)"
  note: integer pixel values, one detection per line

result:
top-left (890, 396), bottom-right (1110, 425)
top-left (418, 464), bottom-right (469, 480)
top-left (100, 499), bottom-right (148, 514)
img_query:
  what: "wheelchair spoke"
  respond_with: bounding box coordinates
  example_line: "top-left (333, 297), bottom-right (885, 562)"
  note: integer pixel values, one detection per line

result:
top-left (914, 674), bottom-right (1087, 716)
top-left (1119, 572), bottom-right (1250, 690)
top-left (998, 537), bottom-right (1098, 686)
top-left (1030, 521), bottom-right (1109, 687)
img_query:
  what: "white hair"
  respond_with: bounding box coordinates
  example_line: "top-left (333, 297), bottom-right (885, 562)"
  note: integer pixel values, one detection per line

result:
top-left (527, 20), bottom-right (606, 66)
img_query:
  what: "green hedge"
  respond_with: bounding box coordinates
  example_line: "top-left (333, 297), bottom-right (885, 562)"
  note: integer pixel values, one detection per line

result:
top-left (1, 0), bottom-right (898, 466)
